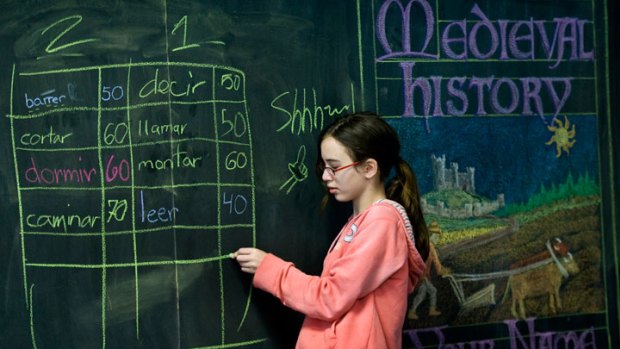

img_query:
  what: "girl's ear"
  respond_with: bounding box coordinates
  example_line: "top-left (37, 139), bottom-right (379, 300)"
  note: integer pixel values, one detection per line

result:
top-left (362, 158), bottom-right (379, 179)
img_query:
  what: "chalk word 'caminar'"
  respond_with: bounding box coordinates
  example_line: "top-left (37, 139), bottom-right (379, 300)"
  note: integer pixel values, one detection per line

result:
top-left (26, 213), bottom-right (100, 233)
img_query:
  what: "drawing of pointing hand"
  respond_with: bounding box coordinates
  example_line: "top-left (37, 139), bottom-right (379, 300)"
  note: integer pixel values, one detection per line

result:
top-left (279, 145), bottom-right (308, 194)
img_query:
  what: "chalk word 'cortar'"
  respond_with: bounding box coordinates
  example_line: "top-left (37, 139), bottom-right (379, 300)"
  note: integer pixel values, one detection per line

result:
top-left (20, 126), bottom-right (73, 146)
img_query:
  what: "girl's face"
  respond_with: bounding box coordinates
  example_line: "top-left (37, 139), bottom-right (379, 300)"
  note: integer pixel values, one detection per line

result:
top-left (320, 136), bottom-right (366, 202)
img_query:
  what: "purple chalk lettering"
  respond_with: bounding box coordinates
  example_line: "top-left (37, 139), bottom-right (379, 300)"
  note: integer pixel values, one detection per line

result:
top-left (405, 325), bottom-right (496, 348)
top-left (491, 78), bottom-right (519, 114)
top-left (505, 318), bottom-right (597, 349)
top-left (400, 62), bottom-right (415, 117)
top-left (446, 77), bottom-right (468, 115)
top-left (498, 20), bottom-right (510, 60)
top-left (400, 62), bottom-right (432, 117)
top-left (376, 0), bottom-right (436, 60)
top-left (542, 77), bottom-right (573, 119)
top-left (520, 77), bottom-right (544, 118)
top-left (553, 331), bottom-right (580, 348)
top-left (469, 76), bottom-right (494, 115)
top-left (534, 20), bottom-right (559, 61)
top-left (442, 20), bottom-right (468, 59)
top-left (551, 17), bottom-right (579, 69)
top-left (505, 318), bottom-right (537, 349)
top-left (509, 19), bottom-right (535, 59)
top-left (580, 327), bottom-right (597, 349)
top-left (431, 76), bottom-right (444, 116)
top-left (469, 4), bottom-right (499, 59)
top-left (537, 331), bottom-right (556, 348)
top-left (404, 326), bottom-right (448, 349)
top-left (436, 4), bottom-right (593, 65)
top-left (578, 20), bottom-right (595, 60)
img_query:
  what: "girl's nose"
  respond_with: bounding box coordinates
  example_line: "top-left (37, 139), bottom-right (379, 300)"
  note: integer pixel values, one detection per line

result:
top-left (321, 168), bottom-right (332, 182)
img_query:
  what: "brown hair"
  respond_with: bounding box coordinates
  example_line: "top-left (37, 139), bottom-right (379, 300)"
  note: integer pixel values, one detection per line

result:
top-left (316, 112), bottom-right (430, 260)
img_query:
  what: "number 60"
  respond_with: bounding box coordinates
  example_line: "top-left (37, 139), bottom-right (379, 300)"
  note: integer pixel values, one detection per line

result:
top-left (225, 151), bottom-right (247, 170)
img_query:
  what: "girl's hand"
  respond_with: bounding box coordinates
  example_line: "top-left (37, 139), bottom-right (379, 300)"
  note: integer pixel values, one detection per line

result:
top-left (233, 247), bottom-right (267, 274)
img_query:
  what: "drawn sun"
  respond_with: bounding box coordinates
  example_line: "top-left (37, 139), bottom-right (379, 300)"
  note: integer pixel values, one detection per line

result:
top-left (545, 115), bottom-right (576, 158)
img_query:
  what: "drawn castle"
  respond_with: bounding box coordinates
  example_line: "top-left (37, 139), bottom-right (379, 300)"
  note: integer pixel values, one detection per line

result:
top-left (422, 154), bottom-right (505, 218)
top-left (430, 154), bottom-right (476, 193)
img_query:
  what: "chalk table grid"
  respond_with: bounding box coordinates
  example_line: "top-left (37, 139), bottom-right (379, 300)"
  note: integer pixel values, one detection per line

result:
top-left (8, 62), bottom-right (262, 348)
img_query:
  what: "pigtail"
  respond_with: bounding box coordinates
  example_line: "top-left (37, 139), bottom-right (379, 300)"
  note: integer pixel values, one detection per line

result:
top-left (387, 159), bottom-right (430, 261)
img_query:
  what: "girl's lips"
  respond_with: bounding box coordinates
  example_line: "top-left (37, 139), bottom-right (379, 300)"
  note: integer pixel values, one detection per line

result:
top-left (328, 187), bottom-right (337, 193)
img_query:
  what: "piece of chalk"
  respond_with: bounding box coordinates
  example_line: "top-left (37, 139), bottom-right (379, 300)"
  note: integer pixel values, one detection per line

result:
top-left (229, 252), bottom-right (235, 259)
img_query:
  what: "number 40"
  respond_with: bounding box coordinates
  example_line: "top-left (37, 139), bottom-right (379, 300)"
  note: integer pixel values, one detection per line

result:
top-left (223, 192), bottom-right (247, 215)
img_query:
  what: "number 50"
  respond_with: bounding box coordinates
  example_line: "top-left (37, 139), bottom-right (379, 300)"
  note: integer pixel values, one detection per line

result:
top-left (220, 73), bottom-right (241, 91)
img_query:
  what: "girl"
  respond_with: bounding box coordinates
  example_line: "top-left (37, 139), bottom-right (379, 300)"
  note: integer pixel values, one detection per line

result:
top-left (233, 112), bottom-right (429, 349)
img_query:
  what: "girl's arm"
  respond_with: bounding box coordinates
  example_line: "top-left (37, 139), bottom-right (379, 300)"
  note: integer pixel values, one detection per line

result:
top-left (247, 207), bottom-right (409, 321)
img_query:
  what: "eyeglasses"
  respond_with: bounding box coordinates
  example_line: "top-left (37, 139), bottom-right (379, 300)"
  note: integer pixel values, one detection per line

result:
top-left (321, 161), bottom-right (361, 178)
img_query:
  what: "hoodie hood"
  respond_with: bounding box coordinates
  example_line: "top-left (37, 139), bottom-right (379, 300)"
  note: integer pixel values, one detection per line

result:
top-left (380, 200), bottom-right (426, 292)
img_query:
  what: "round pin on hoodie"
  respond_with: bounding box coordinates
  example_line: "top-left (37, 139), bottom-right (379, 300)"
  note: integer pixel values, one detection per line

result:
top-left (344, 223), bottom-right (357, 242)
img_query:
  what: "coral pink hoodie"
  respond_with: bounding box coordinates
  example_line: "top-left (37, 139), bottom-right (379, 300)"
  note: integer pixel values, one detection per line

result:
top-left (253, 200), bottom-right (425, 349)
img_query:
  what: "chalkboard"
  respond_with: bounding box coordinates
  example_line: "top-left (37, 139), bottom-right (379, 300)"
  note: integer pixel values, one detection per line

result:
top-left (1, 1), bottom-right (618, 349)
top-left (0, 1), bottom-right (357, 348)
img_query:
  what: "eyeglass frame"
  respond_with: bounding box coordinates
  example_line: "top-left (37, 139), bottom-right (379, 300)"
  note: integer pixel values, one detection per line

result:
top-left (320, 161), bottom-right (362, 178)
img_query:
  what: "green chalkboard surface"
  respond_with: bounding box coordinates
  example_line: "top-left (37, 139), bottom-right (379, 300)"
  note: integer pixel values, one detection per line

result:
top-left (0, 1), bottom-right (357, 348)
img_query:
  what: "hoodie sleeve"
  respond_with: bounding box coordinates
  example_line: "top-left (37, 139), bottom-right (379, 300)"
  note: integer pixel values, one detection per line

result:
top-left (252, 205), bottom-right (409, 321)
